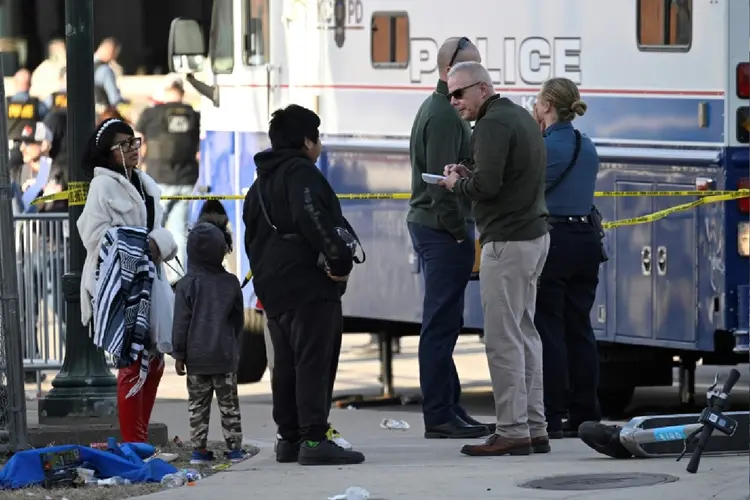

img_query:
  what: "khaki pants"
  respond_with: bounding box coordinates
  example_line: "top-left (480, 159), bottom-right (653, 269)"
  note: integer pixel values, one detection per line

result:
top-left (479, 233), bottom-right (550, 439)
top-left (262, 312), bottom-right (275, 374)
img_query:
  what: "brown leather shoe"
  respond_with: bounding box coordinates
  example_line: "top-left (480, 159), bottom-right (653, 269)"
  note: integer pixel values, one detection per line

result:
top-left (531, 435), bottom-right (551, 453)
top-left (460, 434), bottom-right (532, 456)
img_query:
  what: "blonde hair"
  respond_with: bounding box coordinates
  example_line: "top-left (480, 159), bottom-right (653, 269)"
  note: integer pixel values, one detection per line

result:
top-left (540, 77), bottom-right (587, 122)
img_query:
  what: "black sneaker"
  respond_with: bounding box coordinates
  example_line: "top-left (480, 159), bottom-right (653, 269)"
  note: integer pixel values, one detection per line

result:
top-left (297, 440), bottom-right (365, 466)
top-left (578, 421), bottom-right (633, 459)
top-left (275, 435), bottom-right (301, 463)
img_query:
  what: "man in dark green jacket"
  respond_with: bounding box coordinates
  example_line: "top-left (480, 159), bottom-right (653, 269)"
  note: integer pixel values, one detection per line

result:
top-left (407, 37), bottom-right (491, 441)
top-left (439, 61), bottom-right (551, 457)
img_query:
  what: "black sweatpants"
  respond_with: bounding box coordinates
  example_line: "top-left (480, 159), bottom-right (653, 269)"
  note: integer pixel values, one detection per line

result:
top-left (267, 299), bottom-right (343, 442)
top-left (534, 222), bottom-right (602, 431)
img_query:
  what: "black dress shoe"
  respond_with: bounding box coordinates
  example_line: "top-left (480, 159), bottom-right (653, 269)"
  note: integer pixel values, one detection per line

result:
top-left (548, 429), bottom-right (564, 439)
top-left (425, 418), bottom-right (490, 439)
top-left (562, 420), bottom-right (586, 438)
top-left (459, 414), bottom-right (496, 434)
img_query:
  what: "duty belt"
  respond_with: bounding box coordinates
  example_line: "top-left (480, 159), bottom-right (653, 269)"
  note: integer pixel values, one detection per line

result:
top-left (547, 215), bottom-right (591, 224)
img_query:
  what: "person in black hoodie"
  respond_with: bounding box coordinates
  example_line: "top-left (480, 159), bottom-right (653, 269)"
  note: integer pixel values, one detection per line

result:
top-left (243, 104), bottom-right (364, 466)
top-left (172, 213), bottom-right (249, 464)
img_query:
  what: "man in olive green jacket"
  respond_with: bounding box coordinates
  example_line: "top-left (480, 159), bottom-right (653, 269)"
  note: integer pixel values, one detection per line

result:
top-left (407, 38), bottom-right (492, 440)
top-left (439, 61), bottom-right (551, 457)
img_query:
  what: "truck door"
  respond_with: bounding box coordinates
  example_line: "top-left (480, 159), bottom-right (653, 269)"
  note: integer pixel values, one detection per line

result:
top-left (221, 0), bottom-right (280, 298)
top-left (194, 0), bottom-right (278, 279)
top-left (283, 0), bottom-right (322, 113)
top-left (240, 0), bottom-right (279, 128)
top-left (614, 180), bottom-right (654, 341)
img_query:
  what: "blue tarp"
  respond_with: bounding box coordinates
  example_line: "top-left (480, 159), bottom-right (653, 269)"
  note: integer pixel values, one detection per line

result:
top-left (0, 442), bottom-right (178, 489)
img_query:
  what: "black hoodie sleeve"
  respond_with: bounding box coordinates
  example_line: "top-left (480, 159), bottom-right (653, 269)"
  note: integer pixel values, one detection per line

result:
top-left (287, 167), bottom-right (353, 278)
top-left (171, 278), bottom-right (193, 361)
top-left (243, 186), bottom-right (258, 266)
top-left (231, 279), bottom-right (244, 337)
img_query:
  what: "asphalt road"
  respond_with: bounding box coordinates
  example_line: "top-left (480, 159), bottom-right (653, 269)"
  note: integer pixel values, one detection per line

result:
top-left (151, 334), bottom-right (750, 420)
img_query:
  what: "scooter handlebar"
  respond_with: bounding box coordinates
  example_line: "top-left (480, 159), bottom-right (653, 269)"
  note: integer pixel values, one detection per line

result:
top-left (686, 368), bottom-right (741, 474)
top-left (721, 368), bottom-right (741, 396)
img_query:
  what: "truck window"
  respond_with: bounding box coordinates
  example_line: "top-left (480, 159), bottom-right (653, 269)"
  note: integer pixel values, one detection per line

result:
top-left (371, 12), bottom-right (409, 68)
top-left (244, 0), bottom-right (270, 65)
top-left (637, 0), bottom-right (692, 51)
top-left (210, 0), bottom-right (235, 74)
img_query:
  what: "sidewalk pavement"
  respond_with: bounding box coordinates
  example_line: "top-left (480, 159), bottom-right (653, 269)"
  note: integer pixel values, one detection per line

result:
top-left (23, 335), bottom-right (750, 499)
top-left (133, 402), bottom-right (749, 500)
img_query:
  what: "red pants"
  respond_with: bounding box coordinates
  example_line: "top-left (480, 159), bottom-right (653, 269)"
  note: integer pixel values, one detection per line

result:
top-left (117, 355), bottom-right (164, 443)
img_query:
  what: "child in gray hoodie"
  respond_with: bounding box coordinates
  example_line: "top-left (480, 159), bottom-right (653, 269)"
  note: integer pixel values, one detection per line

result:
top-left (171, 213), bottom-right (247, 464)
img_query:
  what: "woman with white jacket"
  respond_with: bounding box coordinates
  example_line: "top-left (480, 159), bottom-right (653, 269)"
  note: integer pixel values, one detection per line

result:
top-left (77, 118), bottom-right (177, 443)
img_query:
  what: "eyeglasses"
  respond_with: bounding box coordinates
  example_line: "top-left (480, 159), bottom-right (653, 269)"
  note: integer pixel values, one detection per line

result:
top-left (448, 37), bottom-right (471, 67)
top-left (110, 137), bottom-right (142, 153)
top-left (448, 82), bottom-right (481, 100)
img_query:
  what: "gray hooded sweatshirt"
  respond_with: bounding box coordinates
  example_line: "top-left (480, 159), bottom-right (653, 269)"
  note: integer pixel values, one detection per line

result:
top-left (171, 222), bottom-right (244, 375)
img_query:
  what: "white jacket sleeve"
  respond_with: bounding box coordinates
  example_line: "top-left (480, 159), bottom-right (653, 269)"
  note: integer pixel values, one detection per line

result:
top-left (76, 177), bottom-right (114, 255)
top-left (149, 227), bottom-right (178, 262)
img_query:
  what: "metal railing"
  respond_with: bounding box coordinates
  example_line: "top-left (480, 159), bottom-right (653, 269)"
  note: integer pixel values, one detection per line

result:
top-left (15, 213), bottom-right (70, 375)
top-left (13, 213), bottom-right (115, 393)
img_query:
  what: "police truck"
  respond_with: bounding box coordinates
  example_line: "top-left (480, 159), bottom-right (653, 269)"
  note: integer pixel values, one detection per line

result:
top-left (166, 0), bottom-right (750, 414)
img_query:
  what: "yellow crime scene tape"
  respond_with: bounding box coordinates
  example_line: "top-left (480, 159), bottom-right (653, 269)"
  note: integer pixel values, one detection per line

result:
top-left (30, 186), bottom-right (750, 207)
top-left (31, 184), bottom-right (750, 287)
top-left (30, 183), bottom-right (749, 229)
top-left (31, 185), bottom-right (750, 228)
top-left (601, 190), bottom-right (749, 229)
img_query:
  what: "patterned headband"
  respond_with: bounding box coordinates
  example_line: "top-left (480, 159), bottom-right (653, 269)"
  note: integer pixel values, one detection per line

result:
top-left (96, 119), bottom-right (122, 147)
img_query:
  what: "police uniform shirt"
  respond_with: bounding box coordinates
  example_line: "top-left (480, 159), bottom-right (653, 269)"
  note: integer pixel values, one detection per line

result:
top-left (136, 102), bottom-right (200, 186)
top-left (7, 92), bottom-right (47, 141)
top-left (543, 121), bottom-right (599, 216)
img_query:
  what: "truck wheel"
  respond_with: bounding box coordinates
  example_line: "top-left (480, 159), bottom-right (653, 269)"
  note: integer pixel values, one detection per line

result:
top-left (237, 311), bottom-right (267, 384)
top-left (598, 386), bottom-right (635, 417)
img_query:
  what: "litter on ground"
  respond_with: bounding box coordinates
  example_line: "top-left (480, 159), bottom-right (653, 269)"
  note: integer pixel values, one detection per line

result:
top-left (380, 418), bottom-right (410, 430)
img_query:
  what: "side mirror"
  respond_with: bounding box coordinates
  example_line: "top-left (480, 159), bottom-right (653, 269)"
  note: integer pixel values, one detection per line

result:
top-left (167, 17), bottom-right (220, 107)
top-left (167, 18), bottom-right (206, 73)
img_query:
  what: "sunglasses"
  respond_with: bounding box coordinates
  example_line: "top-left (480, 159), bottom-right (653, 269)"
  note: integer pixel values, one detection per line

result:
top-left (110, 137), bottom-right (142, 153)
top-left (448, 82), bottom-right (481, 100)
top-left (448, 37), bottom-right (471, 67)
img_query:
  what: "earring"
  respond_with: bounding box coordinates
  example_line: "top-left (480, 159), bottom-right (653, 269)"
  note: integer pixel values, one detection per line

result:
top-left (118, 145), bottom-right (128, 179)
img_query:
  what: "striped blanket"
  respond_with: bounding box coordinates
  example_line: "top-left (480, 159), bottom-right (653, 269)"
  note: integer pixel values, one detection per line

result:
top-left (92, 226), bottom-right (156, 398)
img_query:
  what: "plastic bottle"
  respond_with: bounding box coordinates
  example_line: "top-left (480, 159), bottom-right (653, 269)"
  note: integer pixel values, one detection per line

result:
top-left (181, 469), bottom-right (202, 482)
top-left (380, 418), bottom-right (410, 430)
top-left (160, 473), bottom-right (186, 488)
top-left (330, 487), bottom-right (371, 500)
top-left (345, 487), bottom-right (370, 500)
top-left (97, 476), bottom-right (130, 486)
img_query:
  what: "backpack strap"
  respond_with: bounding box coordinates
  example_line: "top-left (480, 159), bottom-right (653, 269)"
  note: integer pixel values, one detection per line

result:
top-left (256, 180), bottom-right (301, 241)
top-left (545, 129), bottom-right (582, 196)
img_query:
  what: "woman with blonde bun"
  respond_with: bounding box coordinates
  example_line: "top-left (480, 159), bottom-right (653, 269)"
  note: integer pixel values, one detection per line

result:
top-left (532, 77), bottom-right (605, 440)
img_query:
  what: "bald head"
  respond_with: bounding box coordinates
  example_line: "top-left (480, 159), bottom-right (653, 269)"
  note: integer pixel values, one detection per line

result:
top-left (437, 37), bottom-right (481, 80)
top-left (13, 69), bottom-right (30, 92)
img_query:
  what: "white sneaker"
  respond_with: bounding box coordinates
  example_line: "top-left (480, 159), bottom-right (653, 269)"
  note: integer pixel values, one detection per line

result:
top-left (326, 426), bottom-right (353, 450)
top-left (144, 452), bottom-right (178, 463)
